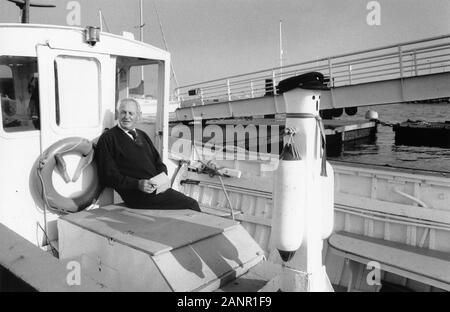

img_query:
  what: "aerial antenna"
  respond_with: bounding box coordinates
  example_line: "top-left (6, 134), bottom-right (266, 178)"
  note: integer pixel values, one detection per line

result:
top-left (139, 0), bottom-right (145, 82)
top-left (98, 10), bottom-right (110, 33)
top-left (6, 0), bottom-right (55, 23)
top-left (133, 0), bottom-right (146, 84)
top-left (279, 20), bottom-right (284, 79)
top-left (98, 10), bottom-right (102, 31)
top-left (152, 0), bottom-right (179, 89)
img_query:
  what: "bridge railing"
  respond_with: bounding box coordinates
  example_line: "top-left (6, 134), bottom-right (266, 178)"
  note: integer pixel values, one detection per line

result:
top-left (174, 34), bottom-right (450, 107)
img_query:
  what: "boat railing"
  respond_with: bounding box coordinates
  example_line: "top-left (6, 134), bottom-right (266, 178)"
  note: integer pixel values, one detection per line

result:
top-left (174, 33), bottom-right (450, 107)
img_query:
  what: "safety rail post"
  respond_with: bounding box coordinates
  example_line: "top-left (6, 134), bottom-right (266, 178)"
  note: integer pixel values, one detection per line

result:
top-left (250, 80), bottom-right (255, 98)
top-left (328, 57), bottom-right (334, 87)
top-left (175, 88), bottom-right (181, 102)
top-left (199, 88), bottom-right (205, 105)
top-left (348, 64), bottom-right (352, 85)
top-left (413, 50), bottom-right (418, 76)
top-left (272, 70), bottom-right (277, 95)
top-left (398, 46), bottom-right (404, 78)
top-left (226, 79), bottom-right (231, 101)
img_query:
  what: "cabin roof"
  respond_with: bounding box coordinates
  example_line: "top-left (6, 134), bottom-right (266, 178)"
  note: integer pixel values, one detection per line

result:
top-left (0, 23), bottom-right (170, 61)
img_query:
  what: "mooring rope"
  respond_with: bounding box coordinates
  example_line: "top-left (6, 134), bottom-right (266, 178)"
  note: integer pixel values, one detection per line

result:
top-left (285, 113), bottom-right (328, 177)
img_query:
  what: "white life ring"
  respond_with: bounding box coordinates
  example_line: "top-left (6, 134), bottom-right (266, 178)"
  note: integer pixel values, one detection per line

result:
top-left (36, 137), bottom-right (102, 213)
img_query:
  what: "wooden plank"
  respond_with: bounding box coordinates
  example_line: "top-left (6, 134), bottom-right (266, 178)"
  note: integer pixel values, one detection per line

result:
top-left (61, 205), bottom-right (239, 256)
top-left (332, 160), bottom-right (450, 180)
top-left (200, 205), bottom-right (231, 217)
top-left (0, 224), bottom-right (108, 292)
top-left (200, 185), bottom-right (214, 209)
top-left (336, 193), bottom-right (450, 225)
top-left (189, 184), bottom-right (202, 202)
top-left (200, 203), bottom-right (272, 231)
top-left (329, 232), bottom-right (450, 288)
top-left (253, 197), bottom-right (271, 247)
top-left (239, 194), bottom-right (257, 236)
top-left (235, 213), bottom-right (272, 227)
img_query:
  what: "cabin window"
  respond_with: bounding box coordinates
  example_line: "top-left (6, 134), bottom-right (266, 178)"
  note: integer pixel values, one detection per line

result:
top-left (0, 56), bottom-right (40, 132)
top-left (128, 64), bottom-right (159, 115)
top-left (54, 55), bottom-right (100, 129)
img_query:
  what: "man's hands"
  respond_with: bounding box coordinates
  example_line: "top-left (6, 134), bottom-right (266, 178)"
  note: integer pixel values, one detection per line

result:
top-left (139, 173), bottom-right (170, 194)
top-left (138, 179), bottom-right (156, 194)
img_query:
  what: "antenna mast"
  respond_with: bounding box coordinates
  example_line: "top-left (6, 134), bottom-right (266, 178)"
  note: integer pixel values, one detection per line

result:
top-left (22, 0), bottom-right (30, 23)
top-left (279, 20), bottom-right (283, 78)
top-left (139, 0), bottom-right (145, 82)
top-left (152, 0), bottom-right (179, 89)
top-left (99, 10), bottom-right (102, 31)
top-left (6, 0), bottom-right (55, 23)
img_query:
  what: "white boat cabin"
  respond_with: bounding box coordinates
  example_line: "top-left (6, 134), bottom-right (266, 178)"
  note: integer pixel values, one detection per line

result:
top-left (0, 24), bottom-right (171, 246)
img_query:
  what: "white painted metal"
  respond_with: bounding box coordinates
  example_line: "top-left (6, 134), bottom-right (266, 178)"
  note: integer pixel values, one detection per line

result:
top-left (176, 34), bottom-right (450, 100)
top-left (174, 33), bottom-right (450, 121)
top-left (175, 72), bottom-right (450, 121)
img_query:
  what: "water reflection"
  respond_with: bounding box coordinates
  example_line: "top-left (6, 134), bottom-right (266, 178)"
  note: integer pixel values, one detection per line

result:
top-left (328, 103), bottom-right (450, 173)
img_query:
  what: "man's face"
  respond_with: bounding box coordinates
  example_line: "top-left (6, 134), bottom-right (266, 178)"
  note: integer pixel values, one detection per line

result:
top-left (118, 100), bottom-right (140, 131)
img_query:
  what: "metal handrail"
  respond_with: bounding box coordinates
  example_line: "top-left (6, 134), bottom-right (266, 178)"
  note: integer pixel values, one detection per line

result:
top-left (175, 33), bottom-right (450, 104)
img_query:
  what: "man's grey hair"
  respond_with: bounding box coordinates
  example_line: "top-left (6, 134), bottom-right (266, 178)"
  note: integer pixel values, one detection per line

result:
top-left (118, 97), bottom-right (142, 114)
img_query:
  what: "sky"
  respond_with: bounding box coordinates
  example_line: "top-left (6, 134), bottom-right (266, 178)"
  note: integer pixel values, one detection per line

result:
top-left (1, 0), bottom-right (449, 90)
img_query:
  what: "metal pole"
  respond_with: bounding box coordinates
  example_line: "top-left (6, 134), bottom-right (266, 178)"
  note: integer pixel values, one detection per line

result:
top-left (99, 10), bottom-right (103, 32)
top-left (140, 0), bottom-right (145, 82)
top-left (413, 51), bottom-right (418, 76)
top-left (227, 79), bottom-right (231, 101)
top-left (348, 64), bottom-right (352, 84)
top-left (398, 46), bottom-right (404, 78)
top-left (328, 58), bottom-right (333, 87)
top-left (140, 0), bottom-right (144, 43)
top-left (22, 0), bottom-right (30, 23)
top-left (272, 70), bottom-right (277, 95)
top-left (279, 20), bottom-right (283, 78)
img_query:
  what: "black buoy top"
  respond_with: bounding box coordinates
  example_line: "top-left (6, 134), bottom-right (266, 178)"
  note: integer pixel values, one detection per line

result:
top-left (277, 72), bottom-right (329, 94)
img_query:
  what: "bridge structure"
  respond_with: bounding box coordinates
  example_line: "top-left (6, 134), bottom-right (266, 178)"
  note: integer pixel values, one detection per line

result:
top-left (173, 34), bottom-right (450, 121)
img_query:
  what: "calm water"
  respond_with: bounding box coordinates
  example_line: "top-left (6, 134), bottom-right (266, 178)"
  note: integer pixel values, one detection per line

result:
top-left (328, 103), bottom-right (450, 173)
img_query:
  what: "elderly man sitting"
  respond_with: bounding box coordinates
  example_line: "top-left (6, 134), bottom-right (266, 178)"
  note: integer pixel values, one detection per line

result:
top-left (95, 98), bottom-right (200, 211)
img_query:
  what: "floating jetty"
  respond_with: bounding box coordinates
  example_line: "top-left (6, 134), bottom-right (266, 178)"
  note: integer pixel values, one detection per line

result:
top-left (393, 120), bottom-right (450, 148)
top-left (323, 119), bottom-right (377, 155)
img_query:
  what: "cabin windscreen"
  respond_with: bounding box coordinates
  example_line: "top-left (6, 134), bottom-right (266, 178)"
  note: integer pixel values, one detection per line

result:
top-left (116, 58), bottom-right (159, 118)
top-left (0, 56), bottom-right (40, 132)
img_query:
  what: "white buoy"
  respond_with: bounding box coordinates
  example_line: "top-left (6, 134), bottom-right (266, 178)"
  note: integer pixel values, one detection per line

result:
top-left (272, 73), bottom-right (335, 291)
top-left (272, 159), bottom-right (306, 261)
top-left (365, 110), bottom-right (379, 121)
top-left (272, 87), bottom-right (323, 262)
